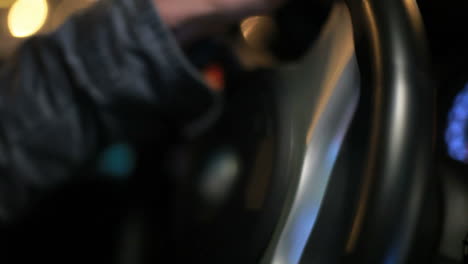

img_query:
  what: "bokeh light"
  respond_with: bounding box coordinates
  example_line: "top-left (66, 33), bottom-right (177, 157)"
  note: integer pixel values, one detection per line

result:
top-left (446, 83), bottom-right (468, 163)
top-left (240, 16), bottom-right (275, 49)
top-left (98, 143), bottom-right (136, 179)
top-left (8, 0), bottom-right (49, 38)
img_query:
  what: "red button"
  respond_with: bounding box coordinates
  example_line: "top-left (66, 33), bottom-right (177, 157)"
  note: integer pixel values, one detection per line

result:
top-left (203, 64), bottom-right (225, 92)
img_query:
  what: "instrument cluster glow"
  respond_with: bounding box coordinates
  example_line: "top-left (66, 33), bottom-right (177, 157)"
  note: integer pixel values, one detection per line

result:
top-left (446, 83), bottom-right (468, 163)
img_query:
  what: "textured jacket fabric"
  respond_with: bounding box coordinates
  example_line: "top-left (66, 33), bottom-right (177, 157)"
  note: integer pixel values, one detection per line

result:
top-left (0, 0), bottom-right (216, 222)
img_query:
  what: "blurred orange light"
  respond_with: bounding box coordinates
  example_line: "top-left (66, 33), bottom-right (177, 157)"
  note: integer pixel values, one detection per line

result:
top-left (241, 16), bottom-right (263, 41)
top-left (240, 15), bottom-right (275, 51)
top-left (203, 64), bottom-right (225, 92)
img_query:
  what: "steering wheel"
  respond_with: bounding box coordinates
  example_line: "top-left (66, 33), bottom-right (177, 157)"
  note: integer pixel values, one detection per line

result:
top-left (118, 0), bottom-right (435, 263)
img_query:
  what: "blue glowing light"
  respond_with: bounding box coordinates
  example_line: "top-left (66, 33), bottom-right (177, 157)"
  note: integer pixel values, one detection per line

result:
top-left (98, 143), bottom-right (136, 178)
top-left (446, 83), bottom-right (468, 163)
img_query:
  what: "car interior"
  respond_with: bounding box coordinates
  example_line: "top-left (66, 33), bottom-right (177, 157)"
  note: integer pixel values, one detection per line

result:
top-left (0, 0), bottom-right (467, 263)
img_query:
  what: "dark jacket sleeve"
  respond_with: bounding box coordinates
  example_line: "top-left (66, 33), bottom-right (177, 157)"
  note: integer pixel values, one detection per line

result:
top-left (0, 0), bottom-right (217, 221)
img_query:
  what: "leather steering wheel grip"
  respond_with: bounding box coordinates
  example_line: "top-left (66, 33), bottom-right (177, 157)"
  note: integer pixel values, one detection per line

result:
top-left (344, 0), bottom-right (435, 263)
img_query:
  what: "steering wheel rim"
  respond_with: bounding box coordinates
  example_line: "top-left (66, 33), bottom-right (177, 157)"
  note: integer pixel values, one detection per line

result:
top-left (344, 0), bottom-right (433, 262)
top-left (118, 1), bottom-right (434, 263)
top-left (258, 0), bottom-right (433, 263)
